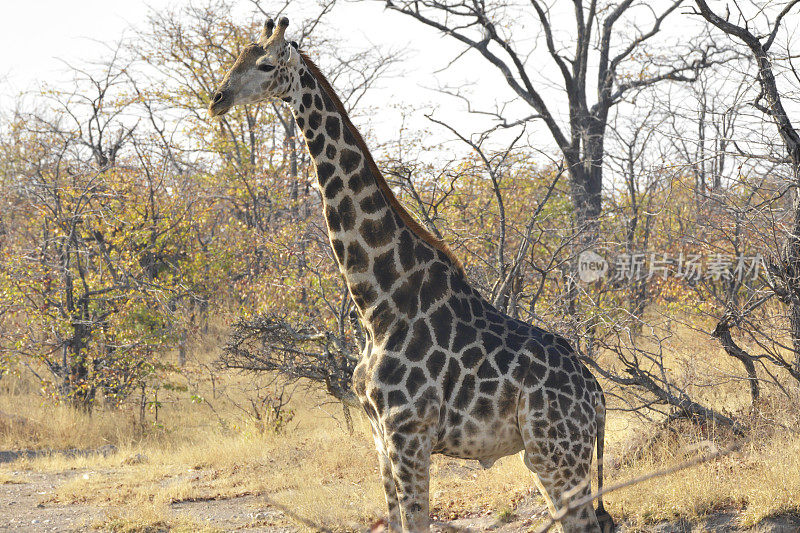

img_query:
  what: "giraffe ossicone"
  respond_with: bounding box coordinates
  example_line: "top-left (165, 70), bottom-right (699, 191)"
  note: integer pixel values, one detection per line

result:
top-left (209, 17), bottom-right (614, 533)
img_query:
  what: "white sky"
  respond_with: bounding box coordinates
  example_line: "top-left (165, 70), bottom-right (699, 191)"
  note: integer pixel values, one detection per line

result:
top-left (1, 1), bottom-right (168, 98)
top-left (0, 1), bottom-right (513, 149)
top-left (2, 0), bottom-right (785, 168)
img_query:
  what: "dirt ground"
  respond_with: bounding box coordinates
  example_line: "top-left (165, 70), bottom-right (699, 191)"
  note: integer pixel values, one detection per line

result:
top-left (2, 456), bottom-right (800, 533)
top-left (0, 465), bottom-right (300, 532)
top-left (0, 468), bottom-right (546, 532)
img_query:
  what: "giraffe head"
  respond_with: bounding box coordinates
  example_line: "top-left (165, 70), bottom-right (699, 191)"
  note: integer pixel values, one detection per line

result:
top-left (208, 17), bottom-right (301, 117)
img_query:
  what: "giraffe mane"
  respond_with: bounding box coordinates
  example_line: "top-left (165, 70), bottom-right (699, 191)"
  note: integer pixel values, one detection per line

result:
top-left (299, 52), bottom-right (464, 273)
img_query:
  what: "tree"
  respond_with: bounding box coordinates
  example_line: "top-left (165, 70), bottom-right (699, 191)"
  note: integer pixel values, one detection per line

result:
top-left (0, 71), bottom-right (198, 408)
top-left (379, 0), bottom-right (728, 246)
top-left (693, 0), bottom-right (800, 377)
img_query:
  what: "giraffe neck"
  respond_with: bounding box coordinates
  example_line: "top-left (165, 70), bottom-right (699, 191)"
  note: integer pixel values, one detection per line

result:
top-left (288, 56), bottom-right (462, 346)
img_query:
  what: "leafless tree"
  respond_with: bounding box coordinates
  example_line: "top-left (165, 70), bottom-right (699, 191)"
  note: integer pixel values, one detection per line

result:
top-left (692, 0), bottom-right (800, 377)
top-left (221, 297), bottom-right (362, 432)
top-left (378, 0), bottom-right (731, 247)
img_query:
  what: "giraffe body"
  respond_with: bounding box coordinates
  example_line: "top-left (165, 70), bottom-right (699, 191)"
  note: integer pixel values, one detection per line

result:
top-left (209, 18), bottom-right (613, 533)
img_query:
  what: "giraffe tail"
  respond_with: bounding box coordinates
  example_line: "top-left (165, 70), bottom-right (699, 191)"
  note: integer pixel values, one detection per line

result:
top-left (595, 391), bottom-right (615, 532)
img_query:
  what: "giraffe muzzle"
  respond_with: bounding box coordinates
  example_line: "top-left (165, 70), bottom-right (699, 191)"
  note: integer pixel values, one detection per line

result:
top-left (208, 90), bottom-right (233, 117)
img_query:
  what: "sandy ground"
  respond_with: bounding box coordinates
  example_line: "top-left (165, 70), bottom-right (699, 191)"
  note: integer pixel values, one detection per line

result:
top-left (1, 470), bottom-right (104, 532)
top-left (0, 465), bottom-right (301, 532)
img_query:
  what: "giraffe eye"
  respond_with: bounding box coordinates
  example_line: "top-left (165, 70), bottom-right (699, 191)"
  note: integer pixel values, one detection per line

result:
top-left (257, 63), bottom-right (275, 73)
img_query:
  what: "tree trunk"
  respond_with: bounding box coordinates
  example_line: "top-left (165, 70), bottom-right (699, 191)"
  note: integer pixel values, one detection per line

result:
top-left (566, 133), bottom-right (604, 355)
top-left (63, 325), bottom-right (95, 412)
top-left (178, 328), bottom-right (187, 367)
top-left (712, 320), bottom-right (760, 407)
top-left (342, 403), bottom-right (354, 435)
top-left (790, 164), bottom-right (800, 376)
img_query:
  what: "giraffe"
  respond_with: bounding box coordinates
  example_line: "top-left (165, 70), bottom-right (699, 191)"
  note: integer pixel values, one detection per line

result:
top-left (209, 17), bottom-right (614, 533)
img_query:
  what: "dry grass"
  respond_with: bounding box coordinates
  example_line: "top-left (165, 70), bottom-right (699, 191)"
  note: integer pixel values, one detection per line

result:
top-left (603, 397), bottom-right (800, 529)
top-left (23, 408), bottom-right (544, 529)
top-left (1, 324), bottom-right (799, 531)
top-left (99, 505), bottom-right (223, 533)
top-left (9, 396), bottom-right (387, 529)
top-left (0, 397), bottom-right (139, 451)
top-left (430, 455), bottom-right (538, 520)
top-left (0, 470), bottom-right (27, 484)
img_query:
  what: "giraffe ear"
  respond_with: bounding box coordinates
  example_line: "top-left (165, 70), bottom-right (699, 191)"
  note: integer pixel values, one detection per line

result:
top-left (287, 45), bottom-right (301, 66)
top-left (290, 41), bottom-right (299, 50)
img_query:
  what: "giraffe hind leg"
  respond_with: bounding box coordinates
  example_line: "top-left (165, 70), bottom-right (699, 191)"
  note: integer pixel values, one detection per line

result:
top-left (521, 449), bottom-right (601, 533)
top-left (594, 392), bottom-right (615, 532)
top-left (517, 392), bottom-right (601, 533)
top-left (520, 450), bottom-right (559, 518)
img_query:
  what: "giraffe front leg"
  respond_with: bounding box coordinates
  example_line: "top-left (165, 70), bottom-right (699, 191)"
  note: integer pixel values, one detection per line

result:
top-left (385, 430), bottom-right (433, 533)
top-left (371, 430), bottom-right (401, 531)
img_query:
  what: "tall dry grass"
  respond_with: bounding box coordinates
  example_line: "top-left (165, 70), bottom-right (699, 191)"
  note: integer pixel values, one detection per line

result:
top-left (607, 403), bottom-right (800, 529)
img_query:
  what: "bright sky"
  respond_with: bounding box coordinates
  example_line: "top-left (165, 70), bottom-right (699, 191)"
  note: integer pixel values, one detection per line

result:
top-left (0, 0), bottom-right (759, 164)
top-left (0, 0), bottom-right (513, 148)
top-left (0, 1), bottom-right (167, 99)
